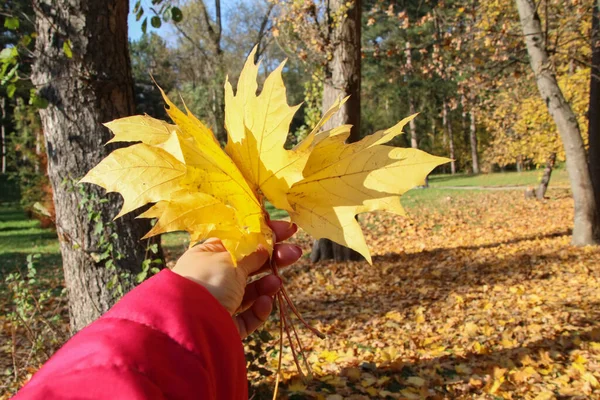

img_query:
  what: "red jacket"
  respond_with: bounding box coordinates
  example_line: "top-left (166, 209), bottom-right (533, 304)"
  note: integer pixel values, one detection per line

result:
top-left (13, 270), bottom-right (247, 399)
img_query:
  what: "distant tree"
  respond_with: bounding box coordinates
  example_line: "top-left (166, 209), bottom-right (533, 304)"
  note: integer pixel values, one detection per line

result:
top-left (170, 0), bottom-right (275, 141)
top-left (130, 33), bottom-right (176, 119)
top-left (32, 0), bottom-right (163, 331)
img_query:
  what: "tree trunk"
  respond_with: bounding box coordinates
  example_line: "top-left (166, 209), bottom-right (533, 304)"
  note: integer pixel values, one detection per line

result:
top-left (408, 98), bottom-right (418, 149)
top-left (311, 0), bottom-right (362, 263)
top-left (516, 0), bottom-right (597, 245)
top-left (589, 0), bottom-right (600, 238)
top-left (536, 152), bottom-right (556, 200)
top-left (212, 0), bottom-right (226, 143)
top-left (32, 0), bottom-right (162, 331)
top-left (442, 101), bottom-right (456, 174)
top-left (470, 109), bottom-right (479, 174)
top-left (1, 97), bottom-right (5, 174)
top-left (405, 42), bottom-right (418, 149)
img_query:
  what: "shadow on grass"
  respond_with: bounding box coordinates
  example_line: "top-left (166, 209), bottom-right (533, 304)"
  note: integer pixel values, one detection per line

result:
top-left (0, 207), bottom-right (31, 223)
top-left (0, 204), bottom-right (60, 275)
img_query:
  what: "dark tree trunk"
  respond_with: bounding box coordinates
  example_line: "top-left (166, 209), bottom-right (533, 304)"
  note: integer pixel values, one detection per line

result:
top-left (516, 0), bottom-right (597, 245)
top-left (311, 0), bottom-right (362, 263)
top-left (536, 153), bottom-right (556, 200)
top-left (1, 97), bottom-right (5, 174)
top-left (442, 101), bottom-right (456, 174)
top-left (32, 0), bottom-right (162, 331)
top-left (589, 0), bottom-right (600, 239)
top-left (470, 110), bottom-right (479, 174)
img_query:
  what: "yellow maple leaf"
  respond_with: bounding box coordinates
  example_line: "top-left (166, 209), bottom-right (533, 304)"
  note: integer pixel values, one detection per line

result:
top-left (82, 48), bottom-right (448, 263)
top-left (82, 89), bottom-right (271, 263)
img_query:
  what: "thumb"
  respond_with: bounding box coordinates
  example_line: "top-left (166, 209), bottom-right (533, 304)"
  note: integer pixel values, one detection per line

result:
top-left (238, 246), bottom-right (270, 277)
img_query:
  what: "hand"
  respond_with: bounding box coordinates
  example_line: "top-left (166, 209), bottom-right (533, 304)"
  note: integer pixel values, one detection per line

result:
top-left (172, 221), bottom-right (301, 339)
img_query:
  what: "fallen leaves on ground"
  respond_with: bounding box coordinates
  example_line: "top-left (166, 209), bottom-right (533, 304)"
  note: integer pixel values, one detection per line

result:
top-left (247, 189), bottom-right (600, 399)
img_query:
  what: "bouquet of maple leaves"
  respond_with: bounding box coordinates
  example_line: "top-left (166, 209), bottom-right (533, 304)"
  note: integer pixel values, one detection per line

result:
top-left (82, 48), bottom-right (448, 382)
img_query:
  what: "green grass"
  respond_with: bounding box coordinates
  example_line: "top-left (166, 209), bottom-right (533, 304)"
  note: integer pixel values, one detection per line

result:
top-left (0, 204), bottom-right (60, 277)
top-left (0, 175), bottom-right (20, 204)
top-left (401, 187), bottom-right (480, 211)
top-left (265, 201), bottom-right (289, 220)
top-left (429, 168), bottom-right (569, 188)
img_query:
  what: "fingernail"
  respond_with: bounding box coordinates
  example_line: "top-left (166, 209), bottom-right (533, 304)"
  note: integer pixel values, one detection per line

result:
top-left (292, 245), bottom-right (302, 257)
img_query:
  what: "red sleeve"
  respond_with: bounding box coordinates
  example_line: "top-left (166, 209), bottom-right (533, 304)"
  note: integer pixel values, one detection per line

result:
top-left (13, 270), bottom-right (247, 399)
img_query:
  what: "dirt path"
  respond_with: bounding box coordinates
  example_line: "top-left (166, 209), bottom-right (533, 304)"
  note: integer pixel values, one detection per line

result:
top-left (431, 185), bottom-right (571, 191)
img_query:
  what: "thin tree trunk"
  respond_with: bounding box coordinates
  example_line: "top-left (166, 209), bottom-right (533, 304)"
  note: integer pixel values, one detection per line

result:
top-left (32, 0), bottom-right (163, 331)
top-left (1, 97), bottom-right (5, 174)
top-left (470, 109), bottom-right (479, 174)
top-left (589, 0), bottom-right (600, 239)
top-left (405, 41), bottom-right (418, 148)
top-left (430, 116), bottom-right (436, 149)
top-left (442, 101), bottom-right (456, 174)
top-left (212, 0), bottom-right (225, 142)
top-left (516, 0), bottom-right (597, 245)
top-left (311, 0), bottom-right (362, 263)
top-left (536, 152), bottom-right (556, 200)
top-left (409, 99), bottom-right (418, 148)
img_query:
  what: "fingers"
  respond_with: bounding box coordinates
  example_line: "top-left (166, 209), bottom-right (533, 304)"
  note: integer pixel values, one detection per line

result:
top-left (235, 295), bottom-right (273, 339)
top-left (269, 221), bottom-right (297, 242)
top-left (238, 247), bottom-right (270, 276)
top-left (188, 238), bottom-right (226, 253)
top-left (238, 274), bottom-right (281, 313)
top-left (274, 243), bottom-right (302, 266)
top-left (249, 243), bottom-right (302, 276)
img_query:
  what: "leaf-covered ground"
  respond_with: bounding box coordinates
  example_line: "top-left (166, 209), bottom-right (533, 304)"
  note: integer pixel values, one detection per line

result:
top-left (248, 189), bottom-right (600, 399)
top-left (2, 187), bottom-right (600, 399)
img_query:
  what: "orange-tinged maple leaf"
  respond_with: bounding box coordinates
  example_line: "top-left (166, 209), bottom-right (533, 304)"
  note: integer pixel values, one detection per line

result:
top-left (82, 47), bottom-right (449, 263)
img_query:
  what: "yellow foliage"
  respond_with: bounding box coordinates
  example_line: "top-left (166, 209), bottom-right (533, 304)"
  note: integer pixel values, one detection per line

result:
top-left (481, 67), bottom-right (590, 167)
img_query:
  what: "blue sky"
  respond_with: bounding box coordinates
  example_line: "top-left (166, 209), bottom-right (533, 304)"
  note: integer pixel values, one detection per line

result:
top-left (127, 0), bottom-right (246, 45)
top-left (127, 0), bottom-right (177, 44)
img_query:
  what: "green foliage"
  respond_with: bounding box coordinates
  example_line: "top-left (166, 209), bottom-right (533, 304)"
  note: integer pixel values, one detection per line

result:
top-left (292, 68), bottom-right (323, 145)
top-left (63, 180), bottom-right (162, 298)
top-left (7, 99), bottom-right (51, 214)
top-left (133, 0), bottom-right (183, 35)
top-left (0, 0), bottom-right (39, 103)
top-left (62, 39), bottom-right (72, 59)
top-left (130, 32), bottom-right (176, 119)
top-left (4, 252), bottom-right (69, 383)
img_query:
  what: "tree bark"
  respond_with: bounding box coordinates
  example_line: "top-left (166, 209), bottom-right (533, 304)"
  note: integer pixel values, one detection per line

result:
top-left (32, 0), bottom-right (162, 331)
top-left (536, 152), bottom-right (556, 200)
top-left (516, 0), bottom-right (597, 245)
top-left (408, 98), bottom-right (418, 149)
top-left (1, 97), bottom-right (6, 174)
top-left (589, 0), bottom-right (600, 238)
top-left (311, 0), bottom-right (362, 263)
top-left (442, 101), bottom-right (456, 174)
top-left (405, 42), bottom-right (418, 149)
top-left (470, 109), bottom-right (479, 174)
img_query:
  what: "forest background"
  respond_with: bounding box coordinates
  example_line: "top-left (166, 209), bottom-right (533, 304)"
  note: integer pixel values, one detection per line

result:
top-left (1, 0), bottom-right (600, 398)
